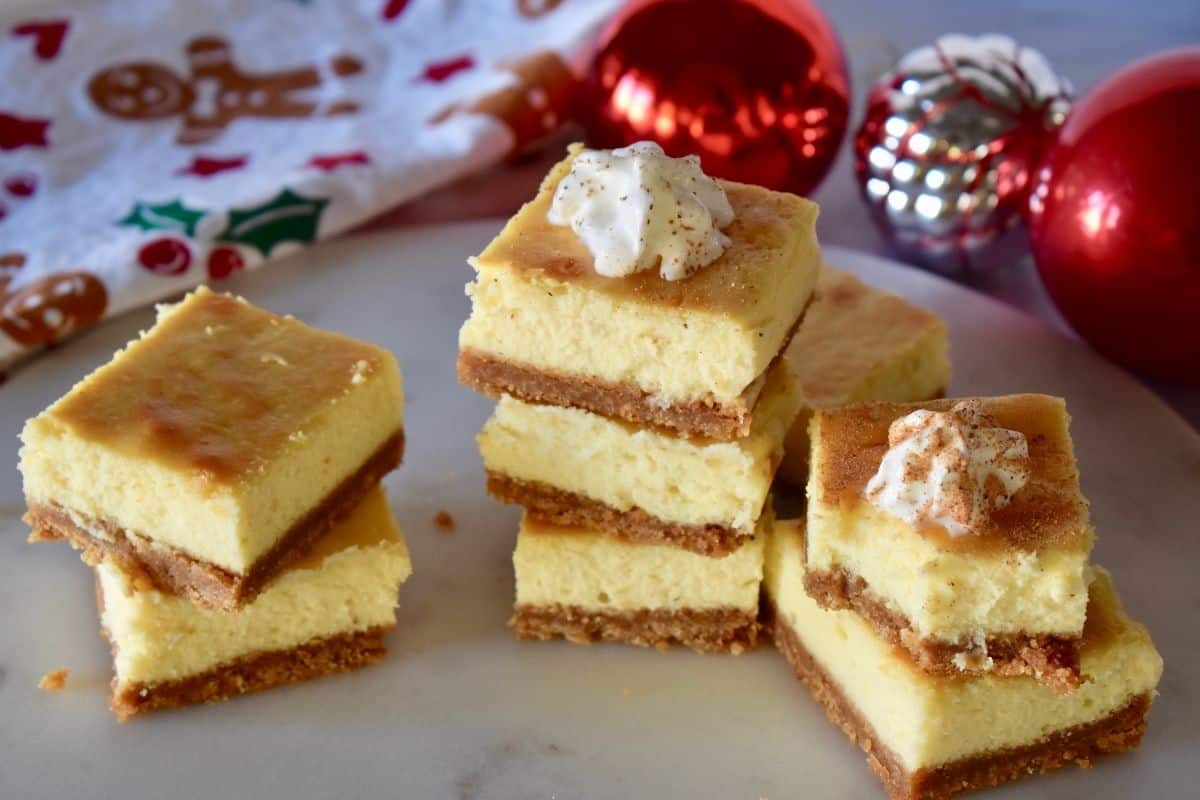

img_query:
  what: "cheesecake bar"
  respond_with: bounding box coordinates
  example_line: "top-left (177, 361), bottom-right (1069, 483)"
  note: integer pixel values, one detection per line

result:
top-left (97, 487), bottom-right (412, 720)
top-left (458, 146), bottom-right (821, 440)
top-left (764, 518), bottom-right (1161, 800)
top-left (21, 287), bottom-right (404, 610)
top-left (480, 361), bottom-right (800, 556)
top-left (804, 395), bottom-right (1093, 689)
top-left (777, 267), bottom-right (949, 485)
top-left (511, 512), bottom-right (765, 653)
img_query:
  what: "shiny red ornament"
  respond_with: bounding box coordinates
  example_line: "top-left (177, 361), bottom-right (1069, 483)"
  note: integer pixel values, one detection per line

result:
top-left (582, 0), bottom-right (849, 196)
top-left (1028, 48), bottom-right (1200, 383)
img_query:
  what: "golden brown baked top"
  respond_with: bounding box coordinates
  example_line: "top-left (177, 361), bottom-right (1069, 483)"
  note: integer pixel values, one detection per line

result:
top-left (812, 394), bottom-right (1092, 553)
top-left (48, 287), bottom-right (391, 485)
top-left (787, 267), bottom-right (946, 406)
top-left (471, 148), bottom-right (820, 316)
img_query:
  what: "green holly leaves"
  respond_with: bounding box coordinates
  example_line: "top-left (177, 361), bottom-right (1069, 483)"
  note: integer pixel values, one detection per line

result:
top-left (215, 189), bottom-right (329, 257)
top-left (117, 189), bottom-right (330, 258)
top-left (118, 199), bottom-right (206, 236)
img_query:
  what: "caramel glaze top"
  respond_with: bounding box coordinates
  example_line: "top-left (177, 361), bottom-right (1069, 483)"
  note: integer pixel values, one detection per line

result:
top-left (812, 394), bottom-right (1093, 555)
top-left (50, 287), bottom-right (391, 487)
top-left (471, 147), bottom-right (821, 317)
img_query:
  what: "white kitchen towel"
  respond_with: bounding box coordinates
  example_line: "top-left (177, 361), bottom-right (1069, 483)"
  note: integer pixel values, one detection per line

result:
top-left (0, 0), bottom-right (618, 369)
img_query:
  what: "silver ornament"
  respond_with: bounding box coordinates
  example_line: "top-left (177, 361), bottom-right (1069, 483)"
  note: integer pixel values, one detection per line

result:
top-left (854, 34), bottom-right (1072, 275)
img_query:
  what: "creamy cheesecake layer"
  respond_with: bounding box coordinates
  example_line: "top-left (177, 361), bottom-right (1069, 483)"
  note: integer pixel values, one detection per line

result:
top-left (765, 519), bottom-right (1162, 773)
top-left (805, 395), bottom-right (1093, 644)
top-left (806, 504), bottom-right (1090, 642)
top-left (779, 268), bottom-right (949, 485)
top-left (460, 147), bottom-right (820, 413)
top-left (514, 513), bottom-right (765, 614)
top-left (481, 361), bottom-right (799, 535)
top-left (20, 287), bottom-right (404, 575)
top-left (98, 488), bottom-right (411, 689)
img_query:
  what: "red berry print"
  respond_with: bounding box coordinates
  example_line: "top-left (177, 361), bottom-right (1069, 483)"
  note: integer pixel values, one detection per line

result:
top-left (11, 20), bottom-right (69, 61)
top-left (207, 246), bottom-right (245, 280)
top-left (137, 237), bottom-right (191, 276)
top-left (420, 54), bottom-right (474, 83)
top-left (306, 150), bottom-right (369, 172)
top-left (4, 173), bottom-right (36, 197)
top-left (177, 154), bottom-right (249, 178)
top-left (382, 0), bottom-right (411, 21)
top-left (0, 112), bottom-right (50, 151)
top-left (518, 0), bottom-right (565, 17)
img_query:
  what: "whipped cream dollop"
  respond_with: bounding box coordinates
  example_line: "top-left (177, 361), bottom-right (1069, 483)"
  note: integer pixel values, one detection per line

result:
top-left (864, 400), bottom-right (1031, 536)
top-left (547, 141), bottom-right (735, 281)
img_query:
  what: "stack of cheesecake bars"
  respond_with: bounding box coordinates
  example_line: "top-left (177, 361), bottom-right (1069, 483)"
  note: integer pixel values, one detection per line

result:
top-left (19, 288), bottom-right (412, 720)
top-left (14, 143), bottom-right (1163, 800)
top-left (458, 156), bottom-right (823, 652)
top-left (457, 150), bottom-right (1163, 800)
top-left (765, 395), bottom-right (1162, 800)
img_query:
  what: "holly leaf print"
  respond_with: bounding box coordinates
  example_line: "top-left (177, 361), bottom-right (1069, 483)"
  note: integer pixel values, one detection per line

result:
top-left (118, 198), bottom-right (206, 236)
top-left (215, 189), bottom-right (328, 257)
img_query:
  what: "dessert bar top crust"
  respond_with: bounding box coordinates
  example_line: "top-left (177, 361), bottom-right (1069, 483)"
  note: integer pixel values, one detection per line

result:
top-left (786, 267), bottom-right (949, 408)
top-left (811, 394), bottom-right (1090, 554)
top-left (470, 146), bottom-right (820, 318)
top-left (34, 286), bottom-right (402, 485)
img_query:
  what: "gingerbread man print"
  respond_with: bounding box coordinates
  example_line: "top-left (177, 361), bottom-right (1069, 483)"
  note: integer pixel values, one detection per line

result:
top-left (88, 37), bottom-right (364, 145)
top-left (0, 254), bottom-right (108, 348)
top-left (431, 51), bottom-right (577, 158)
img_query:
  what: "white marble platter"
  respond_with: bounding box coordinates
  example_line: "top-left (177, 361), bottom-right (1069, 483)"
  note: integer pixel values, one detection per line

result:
top-left (1, 226), bottom-right (1196, 800)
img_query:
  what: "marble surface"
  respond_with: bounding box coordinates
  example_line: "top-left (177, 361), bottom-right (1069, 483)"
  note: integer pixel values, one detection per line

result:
top-left (1, 226), bottom-right (1196, 800)
top-left (370, 0), bottom-right (1200, 428)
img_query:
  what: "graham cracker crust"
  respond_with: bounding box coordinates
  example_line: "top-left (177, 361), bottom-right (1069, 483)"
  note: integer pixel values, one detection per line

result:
top-left (109, 626), bottom-right (389, 721)
top-left (511, 603), bottom-right (758, 654)
top-left (459, 347), bottom-right (761, 440)
top-left (766, 602), bottom-right (1150, 800)
top-left (28, 430), bottom-right (404, 611)
top-left (488, 473), bottom-right (750, 556)
top-left (803, 568), bottom-right (1082, 692)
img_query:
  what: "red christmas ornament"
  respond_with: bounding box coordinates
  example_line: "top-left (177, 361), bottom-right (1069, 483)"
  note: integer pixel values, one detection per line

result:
top-left (1028, 48), bottom-right (1200, 383)
top-left (207, 246), bottom-right (245, 281)
top-left (137, 237), bottom-right (191, 276)
top-left (582, 0), bottom-right (849, 196)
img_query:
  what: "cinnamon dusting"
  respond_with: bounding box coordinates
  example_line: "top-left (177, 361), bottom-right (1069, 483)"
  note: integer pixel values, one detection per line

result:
top-left (38, 668), bottom-right (69, 692)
